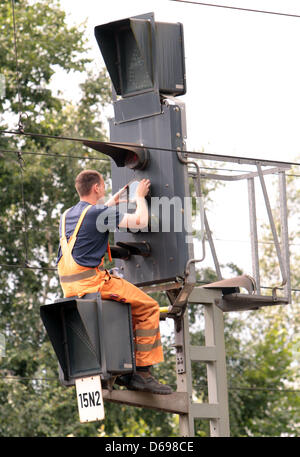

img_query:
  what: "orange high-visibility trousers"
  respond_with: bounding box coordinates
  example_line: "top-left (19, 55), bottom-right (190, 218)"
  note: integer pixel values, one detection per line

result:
top-left (57, 205), bottom-right (164, 367)
top-left (98, 271), bottom-right (164, 367)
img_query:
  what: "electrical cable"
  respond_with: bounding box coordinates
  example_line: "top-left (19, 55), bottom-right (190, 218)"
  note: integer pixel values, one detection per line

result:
top-left (10, 0), bottom-right (24, 133)
top-left (16, 153), bottom-right (29, 267)
top-left (9, 0), bottom-right (30, 266)
top-left (196, 279), bottom-right (300, 293)
top-left (1, 262), bottom-right (300, 293)
top-left (0, 375), bottom-right (299, 393)
top-left (213, 237), bottom-right (300, 248)
top-left (0, 263), bottom-right (56, 271)
top-left (2, 147), bottom-right (300, 180)
top-left (0, 147), bottom-right (111, 163)
top-left (1, 128), bottom-right (300, 168)
top-left (169, 0), bottom-right (300, 19)
top-left (1, 142), bottom-right (300, 290)
top-left (2, 222), bottom-right (300, 250)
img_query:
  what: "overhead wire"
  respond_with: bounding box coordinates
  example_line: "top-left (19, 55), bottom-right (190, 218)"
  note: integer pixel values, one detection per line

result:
top-left (0, 147), bottom-right (111, 163)
top-left (1, 145), bottom-right (300, 286)
top-left (15, 150), bottom-right (30, 266)
top-left (1, 139), bottom-right (299, 286)
top-left (4, 2), bottom-right (298, 280)
top-left (2, 221), bottom-right (300, 249)
top-left (1, 375), bottom-right (300, 394)
top-left (169, 0), bottom-right (300, 19)
top-left (195, 280), bottom-right (300, 294)
top-left (1, 146), bottom-right (300, 176)
top-left (1, 128), bottom-right (300, 168)
top-left (9, 0), bottom-right (30, 267)
top-left (1, 261), bottom-right (300, 293)
top-left (3, 0), bottom-right (300, 168)
top-left (10, 0), bottom-right (24, 132)
top-left (0, 263), bottom-right (56, 271)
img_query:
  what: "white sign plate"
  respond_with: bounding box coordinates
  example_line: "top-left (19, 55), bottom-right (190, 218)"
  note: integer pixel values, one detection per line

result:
top-left (75, 375), bottom-right (105, 423)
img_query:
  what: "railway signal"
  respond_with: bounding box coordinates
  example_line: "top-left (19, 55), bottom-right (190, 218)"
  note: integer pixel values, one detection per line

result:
top-left (88, 12), bottom-right (195, 286)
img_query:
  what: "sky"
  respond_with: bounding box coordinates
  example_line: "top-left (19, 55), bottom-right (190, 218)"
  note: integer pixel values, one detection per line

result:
top-left (54, 0), bottom-right (300, 283)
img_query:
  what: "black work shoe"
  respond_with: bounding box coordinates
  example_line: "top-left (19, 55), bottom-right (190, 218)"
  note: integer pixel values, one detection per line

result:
top-left (101, 379), bottom-right (108, 389)
top-left (115, 374), bottom-right (132, 388)
top-left (116, 373), bottom-right (173, 395)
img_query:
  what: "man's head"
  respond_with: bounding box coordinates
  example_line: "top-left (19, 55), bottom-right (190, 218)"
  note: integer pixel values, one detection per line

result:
top-left (75, 170), bottom-right (105, 203)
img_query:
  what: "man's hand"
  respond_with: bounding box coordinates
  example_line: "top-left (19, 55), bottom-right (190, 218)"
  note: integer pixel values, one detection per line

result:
top-left (136, 179), bottom-right (150, 198)
top-left (118, 179), bottom-right (151, 230)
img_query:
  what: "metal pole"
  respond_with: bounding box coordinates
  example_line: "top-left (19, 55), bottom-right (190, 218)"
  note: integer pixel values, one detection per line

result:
top-left (204, 301), bottom-right (230, 436)
top-left (278, 171), bottom-right (292, 303)
top-left (175, 311), bottom-right (194, 437)
top-left (256, 164), bottom-right (287, 290)
top-left (204, 211), bottom-right (222, 280)
top-left (247, 177), bottom-right (261, 293)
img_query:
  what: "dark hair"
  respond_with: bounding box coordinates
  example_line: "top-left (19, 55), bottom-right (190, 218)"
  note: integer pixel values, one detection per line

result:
top-left (75, 170), bottom-right (103, 196)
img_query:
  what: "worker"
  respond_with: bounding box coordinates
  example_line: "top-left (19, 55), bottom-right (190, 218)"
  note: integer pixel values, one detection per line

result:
top-left (56, 169), bottom-right (172, 395)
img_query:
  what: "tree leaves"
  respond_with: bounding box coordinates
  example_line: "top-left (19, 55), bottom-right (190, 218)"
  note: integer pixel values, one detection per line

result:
top-left (0, 0), bottom-right (113, 437)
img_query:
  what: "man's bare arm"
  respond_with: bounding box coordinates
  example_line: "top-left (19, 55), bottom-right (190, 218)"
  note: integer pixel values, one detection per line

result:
top-left (105, 184), bottom-right (128, 207)
top-left (118, 179), bottom-right (150, 230)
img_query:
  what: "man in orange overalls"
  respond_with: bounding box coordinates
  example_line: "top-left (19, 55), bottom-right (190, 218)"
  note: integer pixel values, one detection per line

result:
top-left (57, 169), bottom-right (172, 395)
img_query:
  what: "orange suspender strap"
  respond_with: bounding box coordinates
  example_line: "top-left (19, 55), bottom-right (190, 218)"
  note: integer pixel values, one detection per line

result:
top-left (72, 204), bottom-right (92, 239)
top-left (59, 208), bottom-right (71, 253)
top-left (99, 241), bottom-right (112, 266)
top-left (60, 204), bottom-right (92, 241)
top-left (59, 204), bottom-right (95, 284)
top-left (60, 205), bottom-right (92, 253)
top-left (107, 241), bottom-right (112, 262)
top-left (60, 208), bottom-right (70, 239)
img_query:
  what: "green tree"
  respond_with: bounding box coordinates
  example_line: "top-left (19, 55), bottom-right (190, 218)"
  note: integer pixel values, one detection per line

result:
top-left (0, 0), bottom-right (110, 437)
top-left (1, 0), bottom-right (298, 438)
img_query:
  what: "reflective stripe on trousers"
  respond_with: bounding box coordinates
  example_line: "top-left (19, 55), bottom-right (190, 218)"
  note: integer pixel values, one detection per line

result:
top-left (99, 273), bottom-right (164, 367)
